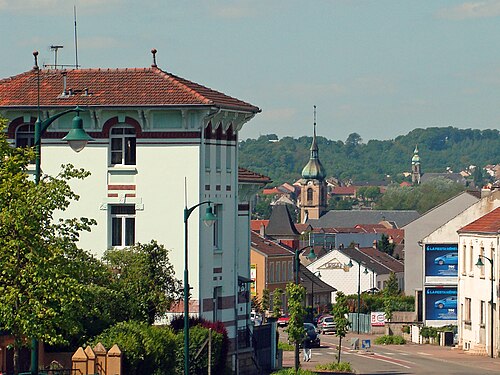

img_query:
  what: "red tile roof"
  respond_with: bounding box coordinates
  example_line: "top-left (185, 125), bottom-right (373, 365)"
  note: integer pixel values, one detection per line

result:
top-left (458, 207), bottom-right (500, 234)
top-left (331, 186), bottom-right (357, 195)
top-left (359, 247), bottom-right (405, 273)
top-left (251, 220), bottom-right (269, 232)
top-left (0, 67), bottom-right (260, 112)
top-left (238, 168), bottom-right (272, 184)
top-left (250, 232), bottom-right (294, 257)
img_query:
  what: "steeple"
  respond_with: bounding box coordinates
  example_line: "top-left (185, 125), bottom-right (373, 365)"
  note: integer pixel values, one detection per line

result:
top-left (299, 106), bottom-right (328, 223)
top-left (411, 144), bottom-right (421, 184)
top-left (301, 105), bottom-right (326, 180)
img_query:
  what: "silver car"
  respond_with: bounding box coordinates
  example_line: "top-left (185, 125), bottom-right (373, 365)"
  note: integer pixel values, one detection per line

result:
top-left (317, 315), bottom-right (336, 334)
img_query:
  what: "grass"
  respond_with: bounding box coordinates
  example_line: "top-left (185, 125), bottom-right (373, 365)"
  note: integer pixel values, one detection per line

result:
top-left (271, 369), bottom-right (318, 375)
top-left (278, 341), bottom-right (295, 351)
top-left (374, 335), bottom-right (406, 345)
top-left (315, 361), bottom-right (353, 373)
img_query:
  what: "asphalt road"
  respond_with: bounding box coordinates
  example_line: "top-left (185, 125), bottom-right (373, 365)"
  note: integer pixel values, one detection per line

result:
top-left (281, 329), bottom-right (500, 375)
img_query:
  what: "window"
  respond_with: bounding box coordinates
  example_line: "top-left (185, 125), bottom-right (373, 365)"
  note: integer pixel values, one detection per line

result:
top-left (480, 247), bottom-right (485, 277)
top-left (111, 205), bottom-right (135, 247)
top-left (461, 244), bottom-right (466, 274)
top-left (213, 204), bottom-right (222, 250)
top-left (288, 261), bottom-right (293, 281)
top-left (216, 145), bottom-right (221, 171)
top-left (480, 300), bottom-right (486, 325)
top-left (226, 146), bottom-right (232, 171)
top-left (469, 245), bottom-right (474, 273)
top-left (276, 262), bottom-right (281, 282)
top-left (205, 144), bottom-right (211, 170)
top-left (465, 297), bottom-right (471, 322)
top-left (16, 123), bottom-right (35, 148)
top-left (307, 188), bottom-right (313, 203)
top-left (110, 127), bottom-right (136, 165)
top-left (282, 261), bottom-right (286, 282)
top-left (269, 262), bottom-right (275, 283)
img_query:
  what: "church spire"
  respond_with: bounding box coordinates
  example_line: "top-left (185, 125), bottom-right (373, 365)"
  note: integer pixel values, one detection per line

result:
top-left (301, 105), bottom-right (326, 180)
top-left (411, 144), bottom-right (421, 184)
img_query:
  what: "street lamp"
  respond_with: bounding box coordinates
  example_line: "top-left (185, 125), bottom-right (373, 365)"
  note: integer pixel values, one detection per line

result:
top-left (294, 245), bottom-right (317, 372)
top-left (31, 51), bottom-right (93, 375)
top-left (347, 259), bottom-right (363, 334)
top-left (476, 255), bottom-right (494, 358)
top-left (311, 271), bottom-right (321, 308)
top-left (183, 201), bottom-right (216, 375)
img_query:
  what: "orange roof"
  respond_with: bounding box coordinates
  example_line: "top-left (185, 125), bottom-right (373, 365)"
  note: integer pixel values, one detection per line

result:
top-left (250, 232), bottom-right (294, 257)
top-left (251, 220), bottom-right (269, 232)
top-left (238, 168), bottom-right (272, 184)
top-left (262, 187), bottom-right (281, 195)
top-left (458, 207), bottom-right (500, 234)
top-left (400, 181), bottom-right (412, 187)
top-left (0, 67), bottom-right (260, 112)
top-left (331, 186), bottom-right (357, 195)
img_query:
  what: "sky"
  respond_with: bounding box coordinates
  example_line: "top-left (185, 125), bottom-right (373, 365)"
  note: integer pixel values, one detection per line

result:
top-left (1, 0), bottom-right (500, 142)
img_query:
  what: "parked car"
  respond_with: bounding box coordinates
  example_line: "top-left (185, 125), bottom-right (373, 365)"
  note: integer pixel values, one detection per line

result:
top-left (317, 315), bottom-right (336, 334)
top-left (434, 296), bottom-right (457, 309)
top-left (277, 315), bottom-right (290, 327)
top-left (302, 323), bottom-right (321, 348)
top-left (434, 252), bottom-right (458, 266)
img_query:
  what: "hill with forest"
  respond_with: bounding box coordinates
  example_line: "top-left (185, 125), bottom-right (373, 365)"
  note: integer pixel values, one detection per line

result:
top-left (238, 127), bottom-right (500, 185)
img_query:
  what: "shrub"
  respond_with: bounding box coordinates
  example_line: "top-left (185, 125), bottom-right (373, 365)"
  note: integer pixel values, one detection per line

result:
top-left (316, 361), bottom-right (353, 372)
top-left (374, 335), bottom-right (406, 345)
top-left (271, 369), bottom-right (317, 375)
top-left (420, 326), bottom-right (439, 339)
top-left (278, 341), bottom-right (295, 351)
top-left (401, 325), bottom-right (410, 334)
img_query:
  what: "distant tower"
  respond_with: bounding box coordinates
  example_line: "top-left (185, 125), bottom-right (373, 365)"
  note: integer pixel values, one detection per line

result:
top-left (411, 145), bottom-right (421, 184)
top-left (299, 106), bottom-right (327, 223)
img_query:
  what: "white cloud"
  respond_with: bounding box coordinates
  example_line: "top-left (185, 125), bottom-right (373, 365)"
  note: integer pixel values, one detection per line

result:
top-left (436, 1), bottom-right (500, 20)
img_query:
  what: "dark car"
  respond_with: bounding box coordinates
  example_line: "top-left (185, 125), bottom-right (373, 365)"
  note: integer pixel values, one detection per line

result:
top-left (302, 323), bottom-right (321, 348)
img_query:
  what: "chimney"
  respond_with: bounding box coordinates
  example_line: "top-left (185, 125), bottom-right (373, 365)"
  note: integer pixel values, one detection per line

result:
top-left (61, 71), bottom-right (68, 96)
top-left (259, 223), bottom-right (266, 237)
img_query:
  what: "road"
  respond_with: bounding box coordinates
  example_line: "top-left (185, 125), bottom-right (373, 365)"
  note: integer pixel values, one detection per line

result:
top-left (281, 329), bottom-right (500, 374)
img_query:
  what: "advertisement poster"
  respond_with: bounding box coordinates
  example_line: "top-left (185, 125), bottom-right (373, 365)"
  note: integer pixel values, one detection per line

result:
top-left (250, 264), bottom-right (257, 297)
top-left (425, 244), bottom-right (458, 277)
top-left (425, 287), bottom-right (457, 321)
top-left (371, 312), bottom-right (386, 326)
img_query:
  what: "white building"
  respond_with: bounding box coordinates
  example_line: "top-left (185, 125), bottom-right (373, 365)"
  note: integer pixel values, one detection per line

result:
top-left (457, 207), bottom-right (500, 357)
top-left (0, 55), bottom-right (263, 361)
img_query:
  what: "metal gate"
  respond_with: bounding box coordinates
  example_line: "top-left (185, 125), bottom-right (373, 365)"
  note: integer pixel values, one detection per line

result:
top-left (349, 313), bottom-right (371, 333)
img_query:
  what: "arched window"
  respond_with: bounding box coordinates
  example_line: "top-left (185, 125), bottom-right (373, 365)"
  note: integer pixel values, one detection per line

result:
top-left (16, 123), bottom-right (35, 148)
top-left (307, 188), bottom-right (313, 203)
top-left (110, 126), bottom-right (136, 165)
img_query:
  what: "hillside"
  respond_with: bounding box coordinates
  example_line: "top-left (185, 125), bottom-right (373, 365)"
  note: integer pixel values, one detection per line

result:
top-left (238, 127), bottom-right (500, 185)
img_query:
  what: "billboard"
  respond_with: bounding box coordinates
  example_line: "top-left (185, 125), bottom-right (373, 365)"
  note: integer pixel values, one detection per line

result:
top-left (250, 264), bottom-right (257, 297)
top-left (371, 312), bottom-right (386, 326)
top-left (425, 244), bottom-right (458, 277)
top-left (425, 287), bottom-right (457, 321)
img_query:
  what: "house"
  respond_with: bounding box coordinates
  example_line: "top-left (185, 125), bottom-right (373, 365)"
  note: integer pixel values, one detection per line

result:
top-left (457, 207), bottom-right (500, 357)
top-left (0, 53), bottom-right (263, 368)
top-left (307, 210), bottom-right (420, 229)
top-left (403, 191), bottom-right (480, 299)
top-left (419, 189), bottom-right (499, 327)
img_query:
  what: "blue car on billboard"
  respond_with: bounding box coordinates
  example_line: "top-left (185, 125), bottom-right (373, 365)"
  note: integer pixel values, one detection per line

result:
top-left (434, 252), bottom-right (458, 266)
top-left (434, 296), bottom-right (457, 309)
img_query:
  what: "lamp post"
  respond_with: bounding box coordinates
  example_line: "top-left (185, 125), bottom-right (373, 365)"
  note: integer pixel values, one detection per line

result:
top-left (311, 271), bottom-right (321, 309)
top-left (294, 245), bottom-right (317, 372)
top-left (476, 255), bottom-right (494, 358)
top-left (184, 202), bottom-right (216, 375)
top-left (31, 51), bottom-right (93, 375)
top-left (347, 259), bottom-right (362, 334)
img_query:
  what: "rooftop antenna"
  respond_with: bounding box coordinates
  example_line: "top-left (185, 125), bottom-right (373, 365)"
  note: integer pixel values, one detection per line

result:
top-left (313, 105), bottom-right (317, 137)
top-left (74, 5), bottom-right (79, 68)
top-left (50, 45), bottom-right (64, 68)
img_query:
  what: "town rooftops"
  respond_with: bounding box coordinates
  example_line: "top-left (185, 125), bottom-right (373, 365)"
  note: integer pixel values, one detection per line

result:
top-left (0, 67), bottom-right (260, 113)
top-left (358, 247), bottom-right (404, 273)
top-left (238, 167), bottom-right (272, 184)
top-left (458, 207), bottom-right (500, 234)
top-left (340, 246), bottom-right (399, 275)
top-left (307, 210), bottom-right (420, 229)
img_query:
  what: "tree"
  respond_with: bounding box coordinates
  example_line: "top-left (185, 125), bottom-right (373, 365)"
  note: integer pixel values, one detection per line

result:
top-left (103, 241), bottom-right (182, 324)
top-left (384, 272), bottom-right (399, 297)
top-left (0, 119), bottom-right (96, 371)
top-left (272, 288), bottom-right (284, 318)
top-left (251, 295), bottom-right (262, 314)
top-left (262, 289), bottom-right (270, 314)
top-left (332, 292), bottom-right (350, 363)
top-left (285, 283), bottom-right (306, 373)
top-left (377, 234), bottom-right (395, 256)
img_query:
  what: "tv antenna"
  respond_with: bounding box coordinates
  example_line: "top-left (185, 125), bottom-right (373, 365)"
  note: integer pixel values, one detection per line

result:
top-left (50, 45), bottom-right (64, 68)
top-left (74, 5), bottom-right (80, 68)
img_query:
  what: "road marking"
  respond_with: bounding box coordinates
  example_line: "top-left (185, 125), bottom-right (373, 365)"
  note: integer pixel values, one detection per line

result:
top-left (418, 352), bottom-right (432, 356)
top-left (350, 352), bottom-right (412, 369)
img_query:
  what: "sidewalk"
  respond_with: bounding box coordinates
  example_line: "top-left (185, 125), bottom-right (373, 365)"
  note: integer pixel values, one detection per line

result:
top-left (282, 332), bottom-right (500, 373)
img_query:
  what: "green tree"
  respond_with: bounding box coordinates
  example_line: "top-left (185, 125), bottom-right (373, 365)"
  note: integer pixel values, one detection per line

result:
top-left (332, 292), bottom-right (350, 363)
top-left (0, 120), bottom-right (96, 371)
top-left (262, 289), bottom-right (270, 314)
top-left (103, 241), bottom-right (182, 324)
top-left (383, 272), bottom-right (399, 297)
top-left (285, 283), bottom-right (306, 373)
top-left (272, 288), bottom-right (284, 318)
top-left (377, 234), bottom-right (395, 256)
top-left (251, 295), bottom-right (262, 314)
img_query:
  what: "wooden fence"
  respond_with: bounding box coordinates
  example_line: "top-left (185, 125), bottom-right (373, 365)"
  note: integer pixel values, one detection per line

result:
top-left (71, 343), bottom-right (122, 375)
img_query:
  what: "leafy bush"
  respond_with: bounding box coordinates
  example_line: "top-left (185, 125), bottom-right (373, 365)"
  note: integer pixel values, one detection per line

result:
top-left (401, 325), bottom-right (410, 334)
top-left (90, 321), bottom-right (177, 375)
top-left (316, 361), bottom-right (353, 372)
top-left (374, 335), bottom-right (406, 345)
top-left (420, 326), bottom-right (439, 339)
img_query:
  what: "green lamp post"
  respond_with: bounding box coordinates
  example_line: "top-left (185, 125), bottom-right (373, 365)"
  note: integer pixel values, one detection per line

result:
top-left (183, 201), bottom-right (216, 375)
top-left (31, 50), bottom-right (93, 375)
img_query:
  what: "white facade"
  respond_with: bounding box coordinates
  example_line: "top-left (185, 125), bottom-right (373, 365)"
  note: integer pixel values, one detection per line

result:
top-left (458, 231), bottom-right (499, 356)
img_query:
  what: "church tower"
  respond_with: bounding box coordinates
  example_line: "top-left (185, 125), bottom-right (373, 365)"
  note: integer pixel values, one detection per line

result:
top-left (411, 145), bottom-right (421, 184)
top-left (299, 106), bottom-right (327, 223)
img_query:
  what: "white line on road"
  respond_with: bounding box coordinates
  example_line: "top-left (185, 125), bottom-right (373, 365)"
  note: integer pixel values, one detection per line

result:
top-left (349, 352), bottom-right (412, 369)
top-left (417, 352), bottom-right (432, 356)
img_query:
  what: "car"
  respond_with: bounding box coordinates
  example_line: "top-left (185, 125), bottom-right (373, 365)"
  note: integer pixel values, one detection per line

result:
top-left (434, 252), bottom-right (458, 266)
top-left (434, 296), bottom-right (458, 309)
top-left (317, 315), bottom-right (336, 334)
top-left (302, 323), bottom-right (321, 348)
top-left (250, 311), bottom-right (262, 326)
top-left (277, 315), bottom-right (290, 327)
